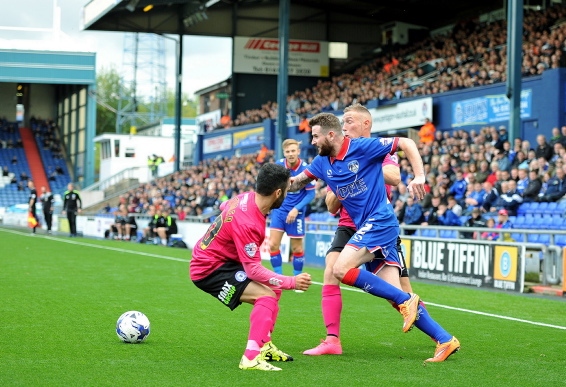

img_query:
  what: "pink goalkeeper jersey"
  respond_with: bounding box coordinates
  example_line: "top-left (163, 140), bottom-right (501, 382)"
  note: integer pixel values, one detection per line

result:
top-left (190, 191), bottom-right (295, 289)
top-left (335, 153), bottom-right (398, 228)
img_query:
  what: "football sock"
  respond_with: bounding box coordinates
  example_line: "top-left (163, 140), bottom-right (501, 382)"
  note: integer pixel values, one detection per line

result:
top-left (270, 250), bottom-right (283, 274)
top-left (161, 238), bottom-right (167, 245)
top-left (413, 304), bottom-right (452, 343)
top-left (269, 290), bottom-right (282, 337)
top-left (342, 268), bottom-right (410, 305)
top-left (292, 252), bottom-right (304, 276)
top-left (321, 285), bottom-right (342, 337)
top-left (245, 296), bottom-right (277, 361)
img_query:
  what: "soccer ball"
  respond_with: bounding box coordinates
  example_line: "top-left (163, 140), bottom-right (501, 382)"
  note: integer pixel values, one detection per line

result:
top-left (116, 311), bottom-right (151, 343)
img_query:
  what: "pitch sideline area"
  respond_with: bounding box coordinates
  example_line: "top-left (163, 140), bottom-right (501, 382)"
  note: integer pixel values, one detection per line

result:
top-left (1, 226), bottom-right (564, 331)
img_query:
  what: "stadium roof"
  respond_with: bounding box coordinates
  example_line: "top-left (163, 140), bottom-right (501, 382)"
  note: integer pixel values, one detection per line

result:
top-left (83, 0), bottom-right (503, 74)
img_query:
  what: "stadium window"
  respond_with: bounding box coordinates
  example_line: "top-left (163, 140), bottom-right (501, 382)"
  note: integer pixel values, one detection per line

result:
top-left (101, 140), bottom-right (111, 160)
top-left (114, 139), bottom-right (120, 157)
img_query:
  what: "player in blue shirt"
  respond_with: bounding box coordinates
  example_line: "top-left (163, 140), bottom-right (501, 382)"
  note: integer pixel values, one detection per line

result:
top-left (289, 112), bottom-right (460, 363)
top-left (269, 139), bottom-right (316, 277)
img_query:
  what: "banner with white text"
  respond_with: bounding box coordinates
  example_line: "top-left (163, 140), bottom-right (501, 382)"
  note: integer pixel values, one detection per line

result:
top-left (403, 239), bottom-right (525, 292)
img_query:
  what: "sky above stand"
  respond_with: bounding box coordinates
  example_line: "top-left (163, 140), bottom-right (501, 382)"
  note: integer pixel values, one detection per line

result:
top-left (0, 0), bottom-right (233, 97)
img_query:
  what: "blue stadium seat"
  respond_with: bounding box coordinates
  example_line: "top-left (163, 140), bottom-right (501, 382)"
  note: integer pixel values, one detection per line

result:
top-left (555, 234), bottom-right (566, 247)
top-left (511, 233), bottom-right (525, 242)
top-left (544, 202), bottom-right (558, 216)
top-left (439, 230), bottom-right (458, 239)
top-left (459, 215), bottom-right (470, 225)
top-left (517, 202), bottom-right (532, 216)
top-left (540, 215), bottom-right (553, 230)
top-left (533, 202), bottom-right (548, 216)
top-left (538, 234), bottom-right (551, 245)
top-left (523, 216), bottom-right (536, 229)
top-left (556, 201), bottom-right (566, 215)
top-left (527, 234), bottom-right (539, 243)
top-left (420, 229), bottom-right (436, 238)
top-left (513, 216), bottom-right (526, 228)
top-left (533, 217), bottom-right (546, 229)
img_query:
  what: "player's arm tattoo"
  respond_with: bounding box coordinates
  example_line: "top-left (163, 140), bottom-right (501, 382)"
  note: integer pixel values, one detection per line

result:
top-left (289, 172), bottom-right (313, 192)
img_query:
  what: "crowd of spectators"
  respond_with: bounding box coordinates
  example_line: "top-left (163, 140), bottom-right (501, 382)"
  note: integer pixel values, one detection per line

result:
top-left (102, 118), bottom-right (566, 244)
top-left (103, 145), bottom-right (331, 228)
top-left (393, 125), bottom-right (566, 240)
top-left (214, 5), bottom-right (566, 130)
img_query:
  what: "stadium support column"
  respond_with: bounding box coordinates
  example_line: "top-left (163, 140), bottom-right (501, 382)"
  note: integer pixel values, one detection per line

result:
top-left (506, 0), bottom-right (523, 144)
top-left (85, 84), bottom-right (96, 186)
top-left (175, 34), bottom-right (183, 172)
top-left (276, 0), bottom-right (290, 160)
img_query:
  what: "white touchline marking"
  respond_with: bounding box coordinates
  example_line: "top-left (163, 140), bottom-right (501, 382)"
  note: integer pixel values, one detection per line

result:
top-left (311, 281), bottom-right (566, 331)
top-left (3, 227), bottom-right (566, 330)
top-left (1, 228), bottom-right (189, 263)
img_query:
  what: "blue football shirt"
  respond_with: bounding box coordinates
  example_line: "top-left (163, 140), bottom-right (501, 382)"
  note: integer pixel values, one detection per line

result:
top-left (305, 136), bottom-right (399, 231)
top-left (275, 157), bottom-right (315, 213)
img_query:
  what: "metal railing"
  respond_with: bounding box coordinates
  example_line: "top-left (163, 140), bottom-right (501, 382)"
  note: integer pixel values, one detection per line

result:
top-left (81, 166), bottom-right (150, 193)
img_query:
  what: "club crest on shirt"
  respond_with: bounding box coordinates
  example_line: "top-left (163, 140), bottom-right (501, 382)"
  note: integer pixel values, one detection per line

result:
top-left (326, 169), bottom-right (333, 178)
top-left (244, 242), bottom-right (257, 257)
top-left (347, 160), bottom-right (359, 174)
top-left (235, 271), bottom-right (248, 282)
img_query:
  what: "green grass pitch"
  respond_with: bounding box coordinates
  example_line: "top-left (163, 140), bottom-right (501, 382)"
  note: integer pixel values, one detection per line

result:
top-left (1, 227), bottom-right (565, 386)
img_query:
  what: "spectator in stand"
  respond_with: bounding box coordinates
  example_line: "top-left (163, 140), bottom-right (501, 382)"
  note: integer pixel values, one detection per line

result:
top-left (463, 208), bottom-right (486, 239)
top-left (551, 142), bottom-right (564, 164)
top-left (2, 166), bottom-right (8, 177)
top-left (481, 181), bottom-right (499, 213)
top-left (464, 182), bottom-right (486, 213)
top-left (448, 171), bottom-right (467, 204)
top-left (447, 195), bottom-right (463, 217)
top-left (494, 180), bottom-right (523, 216)
top-left (393, 199), bottom-right (405, 222)
top-left (390, 182), bottom-right (409, 204)
top-left (516, 168), bottom-right (529, 195)
top-left (511, 150), bottom-right (527, 169)
top-left (436, 203), bottom-right (461, 226)
top-left (494, 148), bottom-right (511, 172)
top-left (475, 160), bottom-right (490, 183)
top-left (521, 149), bottom-right (537, 171)
top-left (481, 218), bottom-right (497, 240)
top-left (422, 195), bottom-right (441, 226)
top-left (256, 143), bottom-right (269, 165)
top-left (538, 165), bottom-right (566, 202)
top-left (298, 115), bottom-right (311, 133)
top-left (11, 155), bottom-right (17, 164)
top-left (535, 134), bottom-right (553, 161)
top-left (486, 161), bottom-right (499, 186)
top-left (549, 127), bottom-right (563, 147)
top-left (486, 209), bottom-right (513, 242)
top-left (401, 196), bottom-right (423, 235)
top-left (523, 169), bottom-right (542, 202)
top-left (418, 118), bottom-right (436, 145)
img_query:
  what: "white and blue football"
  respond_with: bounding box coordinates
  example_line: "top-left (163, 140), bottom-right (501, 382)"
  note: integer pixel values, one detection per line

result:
top-left (116, 311), bottom-right (151, 343)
